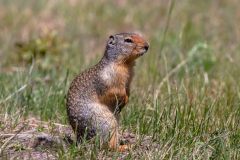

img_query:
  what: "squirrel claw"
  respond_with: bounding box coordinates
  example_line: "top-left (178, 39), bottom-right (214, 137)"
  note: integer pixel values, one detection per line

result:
top-left (117, 144), bottom-right (129, 152)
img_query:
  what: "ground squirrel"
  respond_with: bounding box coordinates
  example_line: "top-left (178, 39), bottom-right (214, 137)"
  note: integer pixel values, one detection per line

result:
top-left (66, 32), bottom-right (149, 151)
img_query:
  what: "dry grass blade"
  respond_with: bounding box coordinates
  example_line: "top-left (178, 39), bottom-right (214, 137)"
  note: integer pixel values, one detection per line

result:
top-left (0, 126), bottom-right (25, 155)
top-left (0, 84), bottom-right (28, 105)
top-left (154, 58), bottom-right (188, 100)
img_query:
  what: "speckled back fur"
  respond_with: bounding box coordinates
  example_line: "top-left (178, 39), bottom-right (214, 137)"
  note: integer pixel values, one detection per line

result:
top-left (66, 33), bottom-right (149, 147)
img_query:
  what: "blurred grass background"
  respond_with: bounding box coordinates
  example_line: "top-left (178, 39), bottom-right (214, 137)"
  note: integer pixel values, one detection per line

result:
top-left (0, 0), bottom-right (240, 159)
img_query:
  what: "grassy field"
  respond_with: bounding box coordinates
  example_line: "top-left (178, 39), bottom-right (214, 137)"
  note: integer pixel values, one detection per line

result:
top-left (0, 0), bottom-right (240, 159)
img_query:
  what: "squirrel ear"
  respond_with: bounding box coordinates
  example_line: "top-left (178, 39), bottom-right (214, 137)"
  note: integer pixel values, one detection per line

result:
top-left (108, 35), bottom-right (115, 46)
top-left (109, 35), bottom-right (114, 39)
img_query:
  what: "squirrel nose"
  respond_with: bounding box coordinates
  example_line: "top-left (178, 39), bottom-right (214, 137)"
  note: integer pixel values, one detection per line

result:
top-left (144, 43), bottom-right (149, 51)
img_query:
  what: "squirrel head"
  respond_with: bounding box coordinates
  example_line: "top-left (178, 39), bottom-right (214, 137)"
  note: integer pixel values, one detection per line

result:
top-left (103, 33), bottom-right (149, 64)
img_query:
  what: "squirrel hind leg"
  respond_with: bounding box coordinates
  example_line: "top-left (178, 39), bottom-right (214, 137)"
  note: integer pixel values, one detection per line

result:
top-left (72, 103), bottom-right (128, 151)
top-left (83, 103), bottom-right (119, 147)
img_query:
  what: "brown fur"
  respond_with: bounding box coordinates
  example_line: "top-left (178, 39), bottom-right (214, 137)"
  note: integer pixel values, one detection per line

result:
top-left (66, 33), bottom-right (149, 151)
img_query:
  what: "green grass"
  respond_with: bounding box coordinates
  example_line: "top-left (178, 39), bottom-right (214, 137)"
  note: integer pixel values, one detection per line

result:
top-left (0, 0), bottom-right (240, 159)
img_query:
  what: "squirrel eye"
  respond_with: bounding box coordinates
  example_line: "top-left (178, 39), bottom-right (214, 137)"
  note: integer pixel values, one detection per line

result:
top-left (124, 38), bottom-right (133, 43)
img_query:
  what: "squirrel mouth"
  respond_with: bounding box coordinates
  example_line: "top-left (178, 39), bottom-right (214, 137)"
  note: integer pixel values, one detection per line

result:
top-left (138, 46), bottom-right (149, 55)
top-left (139, 50), bottom-right (146, 56)
top-left (138, 43), bottom-right (149, 56)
